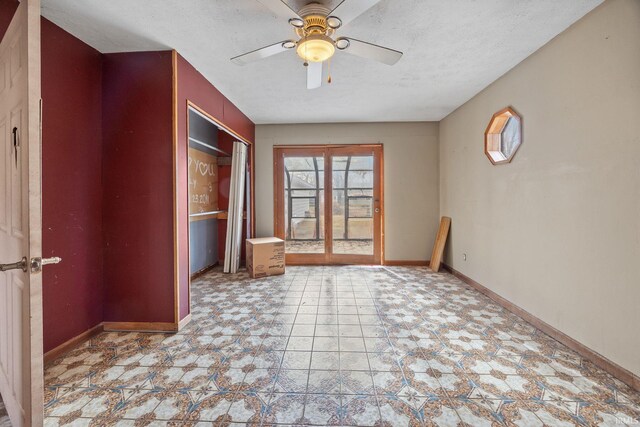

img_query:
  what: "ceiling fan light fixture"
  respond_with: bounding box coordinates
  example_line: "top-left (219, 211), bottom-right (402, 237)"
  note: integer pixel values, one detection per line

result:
top-left (335, 38), bottom-right (350, 50)
top-left (288, 17), bottom-right (305, 28)
top-left (296, 34), bottom-right (335, 63)
top-left (326, 16), bottom-right (342, 29)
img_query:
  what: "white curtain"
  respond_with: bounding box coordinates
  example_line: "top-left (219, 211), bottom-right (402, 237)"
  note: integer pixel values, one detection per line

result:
top-left (223, 141), bottom-right (248, 273)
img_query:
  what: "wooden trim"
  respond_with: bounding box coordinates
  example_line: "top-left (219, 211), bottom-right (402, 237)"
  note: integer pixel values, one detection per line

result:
top-left (187, 101), bottom-right (253, 146)
top-left (285, 258), bottom-right (334, 266)
top-left (172, 50), bottom-right (180, 325)
top-left (379, 144), bottom-right (385, 264)
top-left (376, 145), bottom-right (383, 264)
top-left (484, 106), bottom-right (522, 165)
top-left (250, 140), bottom-right (256, 238)
top-left (43, 324), bottom-right (104, 365)
top-left (185, 98), bottom-right (192, 322)
top-left (273, 146), bottom-right (326, 155)
top-left (177, 313), bottom-right (192, 331)
top-left (325, 148), bottom-right (333, 261)
top-left (273, 148), bottom-right (278, 242)
top-left (328, 144), bottom-right (383, 265)
top-left (274, 144), bottom-right (383, 150)
top-left (384, 260), bottom-right (429, 266)
top-left (286, 254), bottom-right (378, 266)
top-left (273, 144), bottom-right (384, 266)
top-left (102, 322), bottom-right (178, 333)
top-left (442, 263), bottom-right (640, 392)
top-left (273, 146), bottom-right (327, 265)
top-left (44, 317), bottom-right (191, 365)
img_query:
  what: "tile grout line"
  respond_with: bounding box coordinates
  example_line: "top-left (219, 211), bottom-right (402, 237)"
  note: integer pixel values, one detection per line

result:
top-left (265, 269), bottom-right (313, 423)
top-left (255, 274), bottom-right (295, 426)
top-left (369, 268), bottom-right (393, 412)
top-left (351, 267), bottom-right (384, 422)
top-left (299, 269), bottom-right (327, 422)
top-left (258, 274), bottom-right (308, 426)
top-left (226, 274), bottom-right (294, 423)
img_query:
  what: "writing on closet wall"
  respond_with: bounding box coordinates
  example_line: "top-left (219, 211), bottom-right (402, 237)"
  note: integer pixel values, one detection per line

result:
top-left (188, 147), bottom-right (218, 215)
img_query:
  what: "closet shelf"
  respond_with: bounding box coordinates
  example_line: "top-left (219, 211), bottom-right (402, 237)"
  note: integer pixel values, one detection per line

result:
top-left (188, 137), bottom-right (231, 157)
top-left (188, 210), bottom-right (246, 221)
top-left (189, 210), bottom-right (227, 220)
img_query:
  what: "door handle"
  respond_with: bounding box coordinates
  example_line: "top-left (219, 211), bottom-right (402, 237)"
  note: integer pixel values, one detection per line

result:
top-left (0, 257), bottom-right (27, 272)
top-left (30, 256), bottom-right (62, 273)
top-left (0, 257), bottom-right (62, 273)
top-left (374, 208), bottom-right (380, 213)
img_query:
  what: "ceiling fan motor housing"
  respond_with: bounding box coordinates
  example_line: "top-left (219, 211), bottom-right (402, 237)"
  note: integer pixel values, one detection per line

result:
top-left (298, 3), bottom-right (331, 18)
top-left (295, 3), bottom-right (334, 37)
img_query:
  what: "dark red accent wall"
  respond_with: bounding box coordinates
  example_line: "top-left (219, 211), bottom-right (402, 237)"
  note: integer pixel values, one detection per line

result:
top-left (102, 51), bottom-right (175, 323)
top-left (5, 6), bottom-right (255, 341)
top-left (41, 18), bottom-right (104, 353)
top-left (0, 0), bottom-right (18, 40)
top-left (100, 52), bottom-right (254, 324)
top-left (176, 54), bottom-right (254, 320)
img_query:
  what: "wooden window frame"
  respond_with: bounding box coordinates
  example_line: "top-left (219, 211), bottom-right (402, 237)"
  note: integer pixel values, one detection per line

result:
top-left (274, 144), bottom-right (384, 265)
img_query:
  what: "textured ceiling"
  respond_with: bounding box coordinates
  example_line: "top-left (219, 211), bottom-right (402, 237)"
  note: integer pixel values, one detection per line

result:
top-left (41, 0), bottom-right (602, 124)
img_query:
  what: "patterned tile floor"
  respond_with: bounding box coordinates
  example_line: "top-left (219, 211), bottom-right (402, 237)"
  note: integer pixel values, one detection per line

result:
top-left (0, 393), bottom-right (10, 427)
top-left (44, 266), bottom-right (640, 426)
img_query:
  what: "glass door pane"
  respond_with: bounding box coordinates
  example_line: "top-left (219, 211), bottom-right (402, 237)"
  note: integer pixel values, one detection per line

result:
top-left (332, 155), bottom-right (374, 255)
top-left (283, 156), bottom-right (325, 254)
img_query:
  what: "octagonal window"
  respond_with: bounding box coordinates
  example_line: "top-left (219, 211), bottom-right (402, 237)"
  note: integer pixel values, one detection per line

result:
top-left (485, 107), bottom-right (522, 164)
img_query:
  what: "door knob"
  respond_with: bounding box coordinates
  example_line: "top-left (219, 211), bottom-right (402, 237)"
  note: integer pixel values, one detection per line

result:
top-left (0, 257), bottom-right (27, 272)
top-left (374, 208), bottom-right (380, 213)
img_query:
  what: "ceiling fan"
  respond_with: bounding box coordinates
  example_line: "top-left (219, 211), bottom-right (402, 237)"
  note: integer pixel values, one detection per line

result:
top-left (231, 0), bottom-right (403, 89)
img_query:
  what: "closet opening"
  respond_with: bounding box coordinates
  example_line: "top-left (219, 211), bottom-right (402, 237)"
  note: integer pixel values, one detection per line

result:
top-left (187, 104), bottom-right (251, 277)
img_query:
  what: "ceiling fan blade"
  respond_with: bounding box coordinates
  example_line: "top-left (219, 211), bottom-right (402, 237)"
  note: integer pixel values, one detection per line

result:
top-left (256, 0), bottom-right (302, 21)
top-left (337, 37), bottom-right (403, 65)
top-left (307, 61), bottom-right (323, 90)
top-left (231, 41), bottom-right (294, 65)
top-left (328, 0), bottom-right (382, 26)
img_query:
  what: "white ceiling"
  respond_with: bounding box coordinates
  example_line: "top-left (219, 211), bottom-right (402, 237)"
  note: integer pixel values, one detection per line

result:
top-left (41, 0), bottom-right (602, 124)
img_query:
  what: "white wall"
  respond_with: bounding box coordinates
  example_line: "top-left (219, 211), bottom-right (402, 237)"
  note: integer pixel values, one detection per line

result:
top-left (439, 0), bottom-right (640, 376)
top-left (256, 122), bottom-right (439, 261)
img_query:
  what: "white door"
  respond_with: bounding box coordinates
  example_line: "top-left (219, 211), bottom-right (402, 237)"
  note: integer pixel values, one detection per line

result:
top-left (0, 1), bottom-right (43, 426)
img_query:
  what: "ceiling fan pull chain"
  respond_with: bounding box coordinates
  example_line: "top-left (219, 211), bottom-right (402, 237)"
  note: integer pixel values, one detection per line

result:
top-left (327, 58), bottom-right (332, 84)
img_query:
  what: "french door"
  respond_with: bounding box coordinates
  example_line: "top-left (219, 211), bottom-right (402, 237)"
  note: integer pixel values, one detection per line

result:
top-left (274, 145), bottom-right (383, 265)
